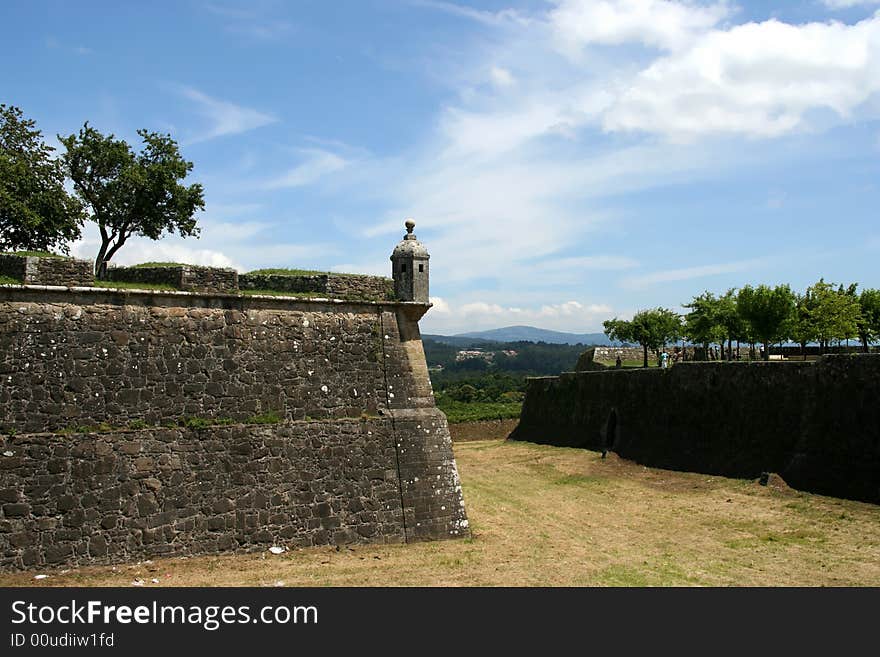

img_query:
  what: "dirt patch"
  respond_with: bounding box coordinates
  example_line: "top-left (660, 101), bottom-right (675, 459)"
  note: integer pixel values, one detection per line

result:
top-left (449, 419), bottom-right (519, 441)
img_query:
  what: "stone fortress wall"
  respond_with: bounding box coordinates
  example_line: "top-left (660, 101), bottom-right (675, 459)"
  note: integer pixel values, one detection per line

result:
top-left (105, 264), bottom-right (239, 294)
top-left (0, 222), bottom-right (467, 570)
top-left (0, 254), bottom-right (94, 287)
top-left (238, 272), bottom-right (394, 301)
top-left (510, 355), bottom-right (880, 504)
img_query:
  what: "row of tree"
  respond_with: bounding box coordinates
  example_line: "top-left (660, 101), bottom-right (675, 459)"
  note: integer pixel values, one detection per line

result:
top-left (0, 104), bottom-right (203, 275)
top-left (603, 282), bottom-right (880, 367)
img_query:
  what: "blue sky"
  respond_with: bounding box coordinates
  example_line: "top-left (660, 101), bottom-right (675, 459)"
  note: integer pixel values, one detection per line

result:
top-left (3, 0), bottom-right (880, 334)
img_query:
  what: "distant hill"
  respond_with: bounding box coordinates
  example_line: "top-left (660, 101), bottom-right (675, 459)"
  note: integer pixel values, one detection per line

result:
top-left (432, 325), bottom-right (616, 346)
top-left (422, 334), bottom-right (495, 348)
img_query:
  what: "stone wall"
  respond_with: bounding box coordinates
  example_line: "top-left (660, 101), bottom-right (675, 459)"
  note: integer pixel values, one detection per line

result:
top-left (0, 255), bottom-right (26, 282)
top-left (105, 265), bottom-right (238, 293)
top-left (0, 287), bottom-right (468, 569)
top-left (0, 419), bottom-right (407, 570)
top-left (239, 273), bottom-right (394, 301)
top-left (0, 255), bottom-right (93, 287)
top-left (510, 355), bottom-right (880, 504)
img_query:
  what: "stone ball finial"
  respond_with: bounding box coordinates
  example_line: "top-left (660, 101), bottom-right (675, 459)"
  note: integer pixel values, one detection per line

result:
top-left (405, 218), bottom-right (416, 234)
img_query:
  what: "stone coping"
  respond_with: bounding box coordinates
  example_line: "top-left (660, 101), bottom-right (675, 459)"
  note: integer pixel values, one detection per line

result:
top-left (524, 354), bottom-right (874, 380)
top-left (0, 283), bottom-right (431, 311)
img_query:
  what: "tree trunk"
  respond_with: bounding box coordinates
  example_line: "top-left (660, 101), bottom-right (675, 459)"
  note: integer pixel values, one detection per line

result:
top-left (800, 341), bottom-right (806, 361)
top-left (763, 340), bottom-right (770, 361)
top-left (94, 241), bottom-right (109, 279)
top-left (642, 344), bottom-right (648, 368)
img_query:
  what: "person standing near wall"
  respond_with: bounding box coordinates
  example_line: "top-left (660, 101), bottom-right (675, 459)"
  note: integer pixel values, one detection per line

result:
top-left (661, 351), bottom-right (669, 369)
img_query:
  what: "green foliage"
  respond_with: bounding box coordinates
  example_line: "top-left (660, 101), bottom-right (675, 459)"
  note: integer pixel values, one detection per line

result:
top-left (0, 105), bottom-right (85, 253)
top-left (130, 261), bottom-right (190, 268)
top-left (682, 289), bottom-right (744, 357)
top-left (436, 399), bottom-right (522, 423)
top-left (183, 417), bottom-right (212, 430)
top-left (604, 308), bottom-right (682, 367)
top-left (811, 280), bottom-right (861, 347)
top-left (60, 124), bottom-right (205, 276)
top-left (424, 339), bottom-right (586, 381)
top-left (0, 250), bottom-right (65, 258)
top-left (247, 411), bottom-right (282, 425)
top-left (432, 372), bottom-right (527, 402)
top-left (789, 292), bottom-right (816, 350)
top-left (182, 416), bottom-right (234, 429)
top-left (858, 288), bottom-right (880, 349)
top-left (0, 275), bottom-right (22, 285)
top-left (683, 291), bottom-right (724, 347)
top-left (736, 284), bottom-right (796, 358)
top-left (246, 268), bottom-right (329, 276)
top-left (127, 419), bottom-right (149, 430)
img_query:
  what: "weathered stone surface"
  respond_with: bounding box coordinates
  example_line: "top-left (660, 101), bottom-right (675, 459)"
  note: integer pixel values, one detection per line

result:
top-left (239, 273), bottom-right (394, 301)
top-left (510, 354), bottom-right (880, 504)
top-left (0, 254), bottom-right (93, 287)
top-left (104, 264), bottom-right (238, 293)
top-left (0, 285), bottom-right (468, 570)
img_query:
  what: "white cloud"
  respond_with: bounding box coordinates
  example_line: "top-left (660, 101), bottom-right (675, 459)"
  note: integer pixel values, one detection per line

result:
top-left (179, 87), bottom-right (277, 143)
top-left (431, 5), bottom-right (880, 150)
top-left (820, 1), bottom-right (880, 8)
top-left (411, 0), bottom-right (530, 27)
top-left (490, 66), bottom-right (516, 88)
top-left (550, 0), bottom-right (732, 54)
top-left (619, 257), bottom-right (772, 289)
top-left (240, 1), bottom-right (880, 335)
top-left (261, 149), bottom-right (349, 189)
top-left (69, 233), bottom-right (241, 270)
top-left (604, 15), bottom-right (880, 139)
top-left (421, 297), bottom-right (613, 333)
top-left (429, 296), bottom-right (451, 313)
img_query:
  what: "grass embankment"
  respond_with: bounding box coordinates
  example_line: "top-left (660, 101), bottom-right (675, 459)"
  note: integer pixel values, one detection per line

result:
top-left (245, 268), bottom-right (368, 277)
top-left (0, 250), bottom-right (65, 258)
top-left (128, 262), bottom-right (189, 268)
top-left (5, 438), bottom-right (878, 587)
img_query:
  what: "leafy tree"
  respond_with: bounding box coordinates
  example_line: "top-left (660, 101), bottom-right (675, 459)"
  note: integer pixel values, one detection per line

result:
top-left (857, 288), bottom-right (880, 352)
top-left (604, 308), bottom-right (682, 368)
top-left (716, 289), bottom-right (743, 359)
top-left (60, 124), bottom-right (204, 276)
top-left (806, 279), bottom-right (861, 353)
top-left (0, 104), bottom-right (84, 253)
top-left (736, 284), bottom-right (795, 360)
top-left (789, 291), bottom-right (817, 360)
top-left (683, 291), bottom-right (723, 360)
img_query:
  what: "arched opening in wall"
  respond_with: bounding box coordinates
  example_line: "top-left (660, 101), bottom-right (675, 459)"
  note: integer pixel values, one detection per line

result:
top-left (605, 408), bottom-right (618, 451)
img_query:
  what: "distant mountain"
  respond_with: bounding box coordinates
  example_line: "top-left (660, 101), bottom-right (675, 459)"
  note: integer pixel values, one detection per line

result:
top-left (422, 334), bottom-right (496, 347)
top-left (437, 325), bottom-right (616, 346)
